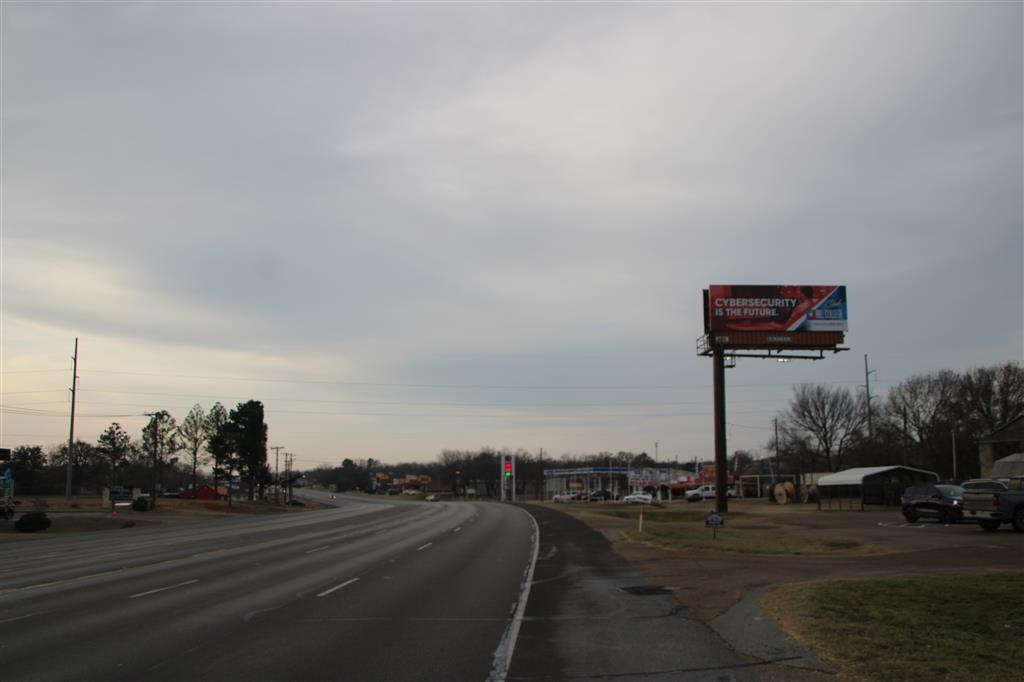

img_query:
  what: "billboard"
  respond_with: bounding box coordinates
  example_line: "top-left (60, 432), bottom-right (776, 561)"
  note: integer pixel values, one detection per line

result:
top-left (706, 285), bottom-right (847, 333)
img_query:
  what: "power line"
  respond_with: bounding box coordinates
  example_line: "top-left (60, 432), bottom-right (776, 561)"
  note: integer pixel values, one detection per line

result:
top-left (0, 369), bottom-right (67, 374)
top-left (70, 388), bottom-right (787, 408)
top-left (37, 368), bottom-right (891, 391)
top-left (3, 398), bottom-right (777, 419)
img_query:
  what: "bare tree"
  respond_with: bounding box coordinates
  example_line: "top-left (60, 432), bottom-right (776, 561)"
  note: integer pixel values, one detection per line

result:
top-left (785, 384), bottom-right (866, 472)
top-left (884, 371), bottom-right (958, 468)
top-left (178, 404), bottom-right (208, 495)
top-left (957, 363), bottom-right (1024, 434)
top-left (142, 410), bottom-right (181, 507)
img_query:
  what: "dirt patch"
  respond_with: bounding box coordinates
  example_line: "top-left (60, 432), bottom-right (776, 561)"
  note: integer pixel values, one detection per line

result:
top-left (550, 500), bottom-right (1024, 624)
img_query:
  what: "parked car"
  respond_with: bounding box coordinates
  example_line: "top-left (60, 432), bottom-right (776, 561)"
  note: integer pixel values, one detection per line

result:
top-left (552, 491), bottom-right (581, 503)
top-left (963, 476), bottom-right (1024, 532)
top-left (685, 485), bottom-right (736, 502)
top-left (586, 490), bottom-right (613, 502)
top-left (900, 484), bottom-right (965, 524)
top-left (402, 489), bottom-right (424, 496)
top-left (622, 492), bottom-right (653, 504)
top-left (424, 494), bottom-right (440, 502)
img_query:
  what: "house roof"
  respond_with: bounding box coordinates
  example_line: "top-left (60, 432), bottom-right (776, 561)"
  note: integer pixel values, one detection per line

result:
top-left (817, 466), bottom-right (939, 487)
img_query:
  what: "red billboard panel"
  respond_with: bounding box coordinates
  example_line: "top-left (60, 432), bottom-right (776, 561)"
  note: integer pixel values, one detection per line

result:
top-left (707, 285), bottom-right (847, 333)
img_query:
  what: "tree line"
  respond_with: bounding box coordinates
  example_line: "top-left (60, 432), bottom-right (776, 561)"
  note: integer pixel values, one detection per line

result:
top-left (5, 400), bottom-right (268, 500)
top-left (6, 362), bottom-right (1019, 497)
top-left (307, 448), bottom-right (664, 499)
top-left (309, 363), bottom-right (1022, 492)
top-left (770, 362), bottom-right (1023, 478)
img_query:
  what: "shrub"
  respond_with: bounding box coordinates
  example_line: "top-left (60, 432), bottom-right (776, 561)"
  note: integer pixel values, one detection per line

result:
top-left (15, 512), bottom-right (51, 533)
top-left (131, 496), bottom-right (150, 512)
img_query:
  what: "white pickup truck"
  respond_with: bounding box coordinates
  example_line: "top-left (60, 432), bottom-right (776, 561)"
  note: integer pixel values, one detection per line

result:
top-left (685, 484), bottom-right (736, 502)
top-left (962, 476), bottom-right (1024, 531)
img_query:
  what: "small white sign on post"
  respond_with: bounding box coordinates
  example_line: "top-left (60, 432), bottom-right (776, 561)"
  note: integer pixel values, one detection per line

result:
top-left (705, 512), bottom-right (725, 539)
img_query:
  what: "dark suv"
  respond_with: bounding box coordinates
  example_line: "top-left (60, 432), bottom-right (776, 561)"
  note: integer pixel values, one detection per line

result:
top-left (901, 484), bottom-right (965, 524)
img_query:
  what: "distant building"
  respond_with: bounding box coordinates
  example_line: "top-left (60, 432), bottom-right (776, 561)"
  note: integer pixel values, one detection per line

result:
top-left (976, 416), bottom-right (1024, 477)
top-left (179, 485), bottom-right (228, 501)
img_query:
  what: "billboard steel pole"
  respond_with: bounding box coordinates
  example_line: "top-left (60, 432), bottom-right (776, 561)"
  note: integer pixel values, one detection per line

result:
top-left (712, 346), bottom-right (729, 514)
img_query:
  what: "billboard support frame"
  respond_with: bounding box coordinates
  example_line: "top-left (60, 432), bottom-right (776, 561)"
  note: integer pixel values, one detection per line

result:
top-left (698, 286), bottom-right (849, 514)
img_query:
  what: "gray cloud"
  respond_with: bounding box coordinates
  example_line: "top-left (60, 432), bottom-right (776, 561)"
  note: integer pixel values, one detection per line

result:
top-left (3, 2), bottom-right (1020, 462)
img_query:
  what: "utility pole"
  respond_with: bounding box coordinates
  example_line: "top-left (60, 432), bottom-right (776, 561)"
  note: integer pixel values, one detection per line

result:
top-left (144, 412), bottom-right (160, 510)
top-left (863, 354), bottom-right (875, 441)
top-left (65, 338), bottom-right (79, 502)
top-left (538, 448), bottom-right (544, 501)
top-left (284, 452), bottom-right (293, 503)
top-left (271, 445), bottom-right (284, 504)
top-left (774, 417), bottom-right (780, 485)
top-left (902, 406), bottom-right (910, 466)
top-left (951, 431), bottom-right (958, 481)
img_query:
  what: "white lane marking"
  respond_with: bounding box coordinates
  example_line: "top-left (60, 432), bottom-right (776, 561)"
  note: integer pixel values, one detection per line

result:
top-left (129, 579), bottom-right (199, 599)
top-left (417, 542), bottom-right (433, 551)
top-left (317, 577), bottom-right (359, 597)
top-left (305, 545), bottom-right (330, 554)
top-left (489, 507), bottom-right (541, 682)
top-left (1, 569), bottom-right (124, 596)
top-left (0, 611), bottom-right (49, 624)
top-left (453, 527), bottom-right (462, 534)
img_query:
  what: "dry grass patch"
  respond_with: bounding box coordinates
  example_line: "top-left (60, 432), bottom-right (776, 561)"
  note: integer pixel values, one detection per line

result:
top-left (624, 525), bottom-right (875, 555)
top-left (763, 572), bottom-right (1024, 682)
top-left (594, 508), bottom-right (747, 523)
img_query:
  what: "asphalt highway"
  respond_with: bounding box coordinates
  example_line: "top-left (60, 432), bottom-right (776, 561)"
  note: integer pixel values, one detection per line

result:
top-left (0, 493), bottom-right (535, 681)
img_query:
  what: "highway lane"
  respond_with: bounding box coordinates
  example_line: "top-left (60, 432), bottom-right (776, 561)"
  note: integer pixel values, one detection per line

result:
top-left (0, 494), bottom-right (537, 681)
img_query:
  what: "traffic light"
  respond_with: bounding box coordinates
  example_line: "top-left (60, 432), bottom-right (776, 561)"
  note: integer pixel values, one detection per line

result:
top-left (503, 461), bottom-right (512, 478)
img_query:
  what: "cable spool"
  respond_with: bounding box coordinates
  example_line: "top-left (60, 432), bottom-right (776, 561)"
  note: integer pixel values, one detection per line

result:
top-left (773, 483), bottom-right (791, 505)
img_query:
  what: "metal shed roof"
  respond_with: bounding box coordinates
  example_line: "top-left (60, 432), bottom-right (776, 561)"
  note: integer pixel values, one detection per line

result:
top-left (991, 453), bottom-right (1024, 478)
top-left (817, 466), bottom-right (939, 487)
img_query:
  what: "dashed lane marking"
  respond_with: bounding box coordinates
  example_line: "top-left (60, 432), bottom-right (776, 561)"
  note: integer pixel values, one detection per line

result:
top-left (129, 579), bottom-right (199, 599)
top-left (317, 577), bottom-right (359, 597)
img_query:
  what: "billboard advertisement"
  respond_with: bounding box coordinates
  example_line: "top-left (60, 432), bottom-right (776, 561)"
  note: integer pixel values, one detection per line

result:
top-left (707, 285), bottom-right (847, 332)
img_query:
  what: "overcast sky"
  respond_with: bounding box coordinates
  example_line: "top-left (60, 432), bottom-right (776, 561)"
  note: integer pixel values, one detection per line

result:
top-left (2, 2), bottom-right (1021, 469)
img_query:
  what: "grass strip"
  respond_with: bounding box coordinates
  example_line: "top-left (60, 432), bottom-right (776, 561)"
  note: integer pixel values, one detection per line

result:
top-left (762, 572), bottom-right (1024, 682)
top-left (624, 524), bottom-right (869, 554)
top-left (596, 509), bottom-right (745, 523)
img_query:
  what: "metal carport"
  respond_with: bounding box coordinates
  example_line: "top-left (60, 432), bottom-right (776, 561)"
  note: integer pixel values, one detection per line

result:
top-left (817, 465), bottom-right (939, 511)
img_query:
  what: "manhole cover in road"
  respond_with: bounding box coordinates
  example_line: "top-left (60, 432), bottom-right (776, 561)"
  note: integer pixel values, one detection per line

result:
top-left (618, 585), bottom-right (673, 596)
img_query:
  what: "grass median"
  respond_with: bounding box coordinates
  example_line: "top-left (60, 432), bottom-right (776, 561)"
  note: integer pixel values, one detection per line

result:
top-left (762, 572), bottom-right (1024, 681)
top-left (624, 524), bottom-right (872, 554)
top-left (594, 508), bottom-right (747, 523)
